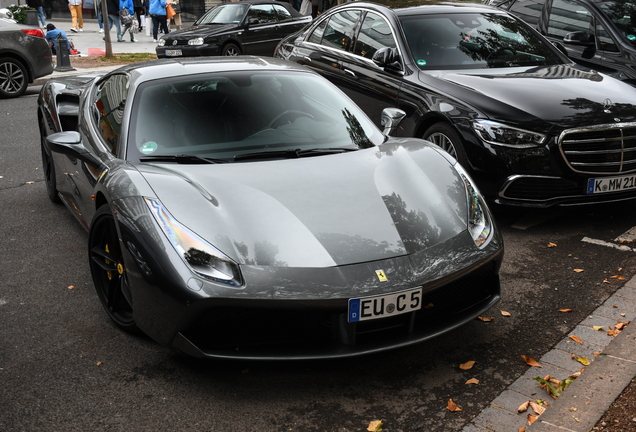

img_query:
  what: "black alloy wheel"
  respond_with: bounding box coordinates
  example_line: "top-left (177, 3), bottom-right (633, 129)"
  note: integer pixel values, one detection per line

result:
top-left (423, 122), bottom-right (469, 167)
top-left (0, 57), bottom-right (28, 99)
top-left (40, 119), bottom-right (61, 203)
top-left (222, 43), bottom-right (240, 56)
top-left (89, 205), bottom-right (139, 333)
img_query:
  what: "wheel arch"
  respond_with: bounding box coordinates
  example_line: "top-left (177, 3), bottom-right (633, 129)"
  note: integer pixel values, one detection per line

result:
top-left (414, 112), bottom-right (458, 140)
top-left (221, 39), bottom-right (242, 54)
top-left (94, 192), bottom-right (108, 212)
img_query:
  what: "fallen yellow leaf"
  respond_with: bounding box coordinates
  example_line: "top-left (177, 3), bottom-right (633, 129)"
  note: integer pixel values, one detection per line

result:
top-left (569, 335), bottom-right (583, 344)
top-left (573, 417), bottom-right (581, 423)
top-left (547, 242), bottom-right (557, 248)
top-left (573, 269), bottom-right (584, 273)
top-left (611, 275), bottom-right (626, 280)
top-left (529, 401), bottom-right (546, 415)
top-left (447, 399), bottom-right (462, 412)
top-left (465, 378), bottom-right (479, 385)
top-left (559, 309), bottom-right (572, 313)
top-left (528, 414), bottom-right (538, 425)
top-left (501, 310), bottom-right (511, 317)
top-left (477, 316), bottom-right (495, 322)
top-left (603, 279), bottom-right (611, 284)
top-left (459, 361), bottom-right (476, 370)
top-left (570, 407), bottom-right (577, 412)
top-left (593, 326), bottom-right (604, 331)
top-left (521, 355), bottom-right (542, 368)
top-left (518, 401), bottom-right (530, 413)
top-left (367, 420), bottom-right (383, 432)
top-left (577, 357), bottom-right (590, 366)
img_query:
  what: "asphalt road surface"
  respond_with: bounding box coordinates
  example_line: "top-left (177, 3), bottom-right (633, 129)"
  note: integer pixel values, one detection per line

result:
top-left (2, 89), bottom-right (636, 431)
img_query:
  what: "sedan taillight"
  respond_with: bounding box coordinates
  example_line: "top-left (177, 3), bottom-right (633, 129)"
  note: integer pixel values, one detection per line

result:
top-left (22, 28), bottom-right (45, 38)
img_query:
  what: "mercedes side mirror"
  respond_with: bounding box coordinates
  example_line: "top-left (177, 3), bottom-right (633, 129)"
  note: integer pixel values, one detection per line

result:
top-left (380, 108), bottom-right (406, 136)
top-left (372, 47), bottom-right (403, 72)
top-left (563, 31), bottom-right (596, 47)
top-left (46, 131), bottom-right (102, 167)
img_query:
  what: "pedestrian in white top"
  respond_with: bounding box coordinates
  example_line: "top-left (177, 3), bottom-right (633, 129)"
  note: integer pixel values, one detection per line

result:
top-left (68, 0), bottom-right (83, 32)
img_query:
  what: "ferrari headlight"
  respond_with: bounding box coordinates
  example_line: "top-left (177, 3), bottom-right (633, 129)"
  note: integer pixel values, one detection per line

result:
top-left (454, 164), bottom-right (492, 248)
top-left (158, 39), bottom-right (166, 47)
top-left (145, 198), bottom-right (242, 287)
top-left (188, 37), bottom-right (204, 46)
top-left (472, 119), bottom-right (546, 148)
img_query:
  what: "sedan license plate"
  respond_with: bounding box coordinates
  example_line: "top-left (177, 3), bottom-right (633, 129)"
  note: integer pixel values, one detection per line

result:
top-left (348, 288), bottom-right (422, 322)
top-left (587, 175), bottom-right (636, 194)
top-left (165, 49), bottom-right (182, 57)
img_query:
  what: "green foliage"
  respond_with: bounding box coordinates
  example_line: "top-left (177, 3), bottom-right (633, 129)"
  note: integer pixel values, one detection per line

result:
top-left (534, 376), bottom-right (576, 398)
top-left (7, 5), bottom-right (34, 24)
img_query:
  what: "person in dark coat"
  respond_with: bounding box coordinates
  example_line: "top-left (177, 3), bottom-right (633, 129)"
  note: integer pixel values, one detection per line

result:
top-left (132, 0), bottom-right (144, 30)
top-left (105, 0), bottom-right (123, 41)
top-left (27, 0), bottom-right (46, 27)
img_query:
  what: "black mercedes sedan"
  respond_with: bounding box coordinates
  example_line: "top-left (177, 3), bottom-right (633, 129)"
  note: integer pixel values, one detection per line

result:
top-left (275, 0), bottom-right (636, 207)
top-left (38, 57), bottom-right (503, 360)
top-left (156, 0), bottom-right (312, 58)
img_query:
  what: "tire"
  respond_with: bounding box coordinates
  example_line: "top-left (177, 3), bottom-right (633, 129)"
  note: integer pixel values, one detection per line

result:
top-left (423, 122), bottom-right (469, 167)
top-left (89, 205), bottom-right (139, 334)
top-left (0, 57), bottom-right (28, 99)
top-left (40, 119), bottom-right (61, 204)
top-left (221, 43), bottom-right (241, 56)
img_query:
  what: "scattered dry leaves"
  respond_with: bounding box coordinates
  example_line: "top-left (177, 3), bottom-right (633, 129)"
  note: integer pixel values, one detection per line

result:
top-left (518, 401), bottom-right (530, 413)
top-left (593, 326), bottom-right (604, 331)
top-left (528, 414), bottom-right (538, 425)
top-left (569, 372), bottom-right (581, 378)
top-left (611, 275), bottom-right (626, 280)
top-left (613, 305), bottom-right (618, 308)
top-left (447, 399), bottom-right (462, 412)
top-left (518, 428), bottom-right (526, 432)
top-left (569, 335), bottom-right (583, 344)
top-left (367, 420), bottom-right (383, 432)
top-left (459, 361), bottom-right (476, 370)
top-left (96, 361), bottom-right (102, 366)
top-left (576, 357), bottom-right (590, 366)
top-left (621, 313), bottom-right (626, 317)
top-left (559, 309), bottom-right (572, 313)
top-left (477, 316), bottom-right (495, 322)
top-left (501, 310), bottom-right (511, 317)
top-left (616, 321), bottom-right (630, 330)
top-left (465, 378), bottom-right (479, 385)
top-left (547, 242), bottom-right (557, 248)
top-left (603, 279), bottom-right (611, 284)
top-left (68, 285), bottom-right (74, 289)
top-left (573, 269), bottom-right (584, 273)
top-left (594, 351), bottom-right (601, 357)
top-left (529, 401), bottom-right (546, 415)
top-left (521, 355), bottom-right (542, 367)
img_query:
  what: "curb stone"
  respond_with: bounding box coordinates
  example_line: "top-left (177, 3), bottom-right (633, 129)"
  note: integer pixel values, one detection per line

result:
top-left (464, 276), bottom-right (636, 432)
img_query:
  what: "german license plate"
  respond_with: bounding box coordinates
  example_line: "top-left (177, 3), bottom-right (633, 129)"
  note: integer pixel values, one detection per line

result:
top-left (587, 174), bottom-right (636, 194)
top-left (348, 288), bottom-right (422, 322)
top-left (165, 49), bottom-right (182, 57)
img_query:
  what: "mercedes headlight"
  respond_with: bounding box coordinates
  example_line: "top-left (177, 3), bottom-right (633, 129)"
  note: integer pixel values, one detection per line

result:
top-left (145, 198), bottom-right (242, 287)
top-left (158, 38), bottom-right (166, 47)
top-left (454, 164), bottom-right (493, 248)
top-left (188, 37), bottom-right (204, 46)
top-left (472, 119), bottom-right (546, 148)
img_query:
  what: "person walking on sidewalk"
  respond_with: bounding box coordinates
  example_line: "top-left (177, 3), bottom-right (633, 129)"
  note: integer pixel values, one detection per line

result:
top-left (96, 0), bottom-right (104, 33)
top-left (27, 0), bottom-right (46, 28)
top-left (149, 0), bottom-right (168, 43)
top-left (105, 0), bottom-right (123, 42)
top-left (68, 0), bottom-right (83, 32)
top-left (119, 0), bottom-right (137, 42)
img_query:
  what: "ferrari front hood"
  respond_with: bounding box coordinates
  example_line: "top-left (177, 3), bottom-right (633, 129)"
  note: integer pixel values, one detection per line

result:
top-left (137, 141), bottom-right (468, 267)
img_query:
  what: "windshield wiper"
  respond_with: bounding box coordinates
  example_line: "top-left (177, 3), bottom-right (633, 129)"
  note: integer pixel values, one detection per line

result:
top-left (139, 154), bottom-right (229, 164)
top-left (234, 148), bottom-right (357, 162)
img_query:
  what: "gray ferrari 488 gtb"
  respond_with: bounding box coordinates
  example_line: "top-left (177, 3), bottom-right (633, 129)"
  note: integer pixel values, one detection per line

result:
top-left (38, 57), bottom-right (503, 359)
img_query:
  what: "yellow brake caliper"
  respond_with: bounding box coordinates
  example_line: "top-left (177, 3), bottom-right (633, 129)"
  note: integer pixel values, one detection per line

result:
top-left (105, 244), bottom-right (112, 280)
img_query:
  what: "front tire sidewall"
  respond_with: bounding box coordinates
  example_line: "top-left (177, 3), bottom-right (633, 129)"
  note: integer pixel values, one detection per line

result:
top-left (0, 58), bottom-right (28, 99)
top-left (423, 123), bottom-right (469, 167)
top-left (221, 43), bottom-right (240, 56)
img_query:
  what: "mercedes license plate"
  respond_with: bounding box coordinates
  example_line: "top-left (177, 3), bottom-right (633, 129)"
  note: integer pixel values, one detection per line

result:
top-left (587, 175), bottom-right (636, 194)
top-left (348, 288), bottom-right (422, 322)
top-left (165, 49), bottom-right (182, 57)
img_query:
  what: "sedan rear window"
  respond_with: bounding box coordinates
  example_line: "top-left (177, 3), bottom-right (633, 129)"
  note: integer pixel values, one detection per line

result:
top-left (400, 12), bottom-right (563, 69)
top-left (127, 71), bottom-right (384, 163)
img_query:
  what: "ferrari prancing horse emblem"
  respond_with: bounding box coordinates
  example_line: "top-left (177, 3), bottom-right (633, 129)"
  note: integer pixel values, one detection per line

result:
top-left (376, 270), bottom-right (387, 282)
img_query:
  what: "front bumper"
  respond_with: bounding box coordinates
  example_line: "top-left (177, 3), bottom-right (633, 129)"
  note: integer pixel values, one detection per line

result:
top-left (155, 43), bottom-right (220, 58)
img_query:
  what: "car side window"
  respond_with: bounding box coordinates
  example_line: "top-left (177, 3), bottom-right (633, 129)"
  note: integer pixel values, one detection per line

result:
top-left (547, 0), bottom-right (594, 40)
top-left (508, 0), bottom-right (545, 27)
top-left (321, 10), bottom-right (361, 51)
top-left (92, 74), bottom-right (129, 156)
top-left (597, 22), bottom-right (619, 52)
top-left (308, 19), bottom-right (328, 44)
top-left (273, 5), bottom-right (293, 22)
top-left (353, 12), bottom-right (396, 59)
top-left (246, 4), bottom-right (278, 24)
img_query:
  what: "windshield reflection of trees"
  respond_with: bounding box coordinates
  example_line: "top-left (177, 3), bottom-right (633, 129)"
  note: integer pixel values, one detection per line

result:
top-left (600, 2), bottom-right (636, 39)
top-left (342, 108), bottom-right (374, 149)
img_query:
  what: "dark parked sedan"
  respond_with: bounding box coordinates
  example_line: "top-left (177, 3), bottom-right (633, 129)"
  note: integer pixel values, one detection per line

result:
top-left (275, 0), bottom-right (636, 207)
top-left (487, 0), bottom-right (636, 86)
top-left (0, 18), bottom-right (53, 98)
top-left (156, 0), bottom-right (312, 58)
top-left (38, 57), bottom-right (502, 359)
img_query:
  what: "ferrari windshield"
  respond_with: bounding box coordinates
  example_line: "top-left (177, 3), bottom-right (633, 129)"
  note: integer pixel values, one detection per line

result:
top-left (127, 71), bottom-right (384, 163)
top-left (400, 12), bottom-right (563, 69)
top-left (195, 3), bottom-right (248, 24)
top-left (598, 0), bottom-right (636, 44)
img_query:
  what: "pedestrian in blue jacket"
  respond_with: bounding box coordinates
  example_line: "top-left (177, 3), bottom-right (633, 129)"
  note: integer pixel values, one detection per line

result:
top-left (45, 24), bottom-right (70, 53)
top-left (149, 0), bottom-right (168, 42)
top-left (119, 0), bottom-right (137, 42)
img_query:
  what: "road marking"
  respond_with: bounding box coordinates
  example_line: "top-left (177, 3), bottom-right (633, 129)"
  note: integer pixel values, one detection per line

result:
top-left (581, 236), bottom-right (636, 252)
top-left (615, 226), bottom-right (636, 243)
